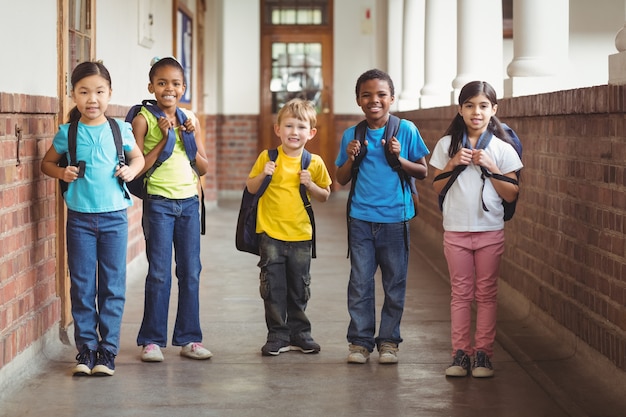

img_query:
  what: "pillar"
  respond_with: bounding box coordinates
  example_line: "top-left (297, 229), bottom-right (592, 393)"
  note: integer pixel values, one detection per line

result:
top-left (504, 0), bottom-right (569, 96)
top-left (609, 1), bottom-right (626, 85)
top-left (452, 0), bottom-right (503, 102)
top-left (420, 0), bottom-right (456, 108)
top-left (398, 0), bottom-right (424, 111)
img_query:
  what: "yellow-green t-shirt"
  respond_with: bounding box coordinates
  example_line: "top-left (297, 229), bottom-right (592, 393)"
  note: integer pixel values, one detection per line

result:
top-left (249, 146), bottom-right (332, 241)
top-left (140, 107), bottom-right (198, 199)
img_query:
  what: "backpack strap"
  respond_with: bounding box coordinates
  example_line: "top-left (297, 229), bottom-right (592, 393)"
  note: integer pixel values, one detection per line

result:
top-left (106, 117), bottom-right (130, 199)
top-left (67, 117), bottom-right (130, 199)
top-left (298, 150), bottom-right (316, 258)
top-left (435, 128), bottom-right (520, 214)
top-left (68, 121), bottom-right (78, 167)
top-left (346, 115), bottom-right (409, 257)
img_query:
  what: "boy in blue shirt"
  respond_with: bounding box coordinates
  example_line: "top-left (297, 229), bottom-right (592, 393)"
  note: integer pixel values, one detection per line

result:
top-left (335, 69), bottom-right (429, 364)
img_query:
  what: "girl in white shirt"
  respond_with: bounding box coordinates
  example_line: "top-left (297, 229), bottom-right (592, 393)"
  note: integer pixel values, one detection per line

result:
top-left (430, 81), bottom-right (523, 378)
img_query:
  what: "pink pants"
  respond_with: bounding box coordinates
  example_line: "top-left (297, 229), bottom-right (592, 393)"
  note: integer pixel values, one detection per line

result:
top-left (443, 230), bottom-right (505, 358)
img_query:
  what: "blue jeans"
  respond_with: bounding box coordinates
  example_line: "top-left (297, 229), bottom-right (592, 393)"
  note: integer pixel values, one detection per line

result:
top-left (137, 195), bottom-right (203, 347)
top-left (258, 233), bottom-right (313, 342)
top-left (67, 209), bottom-right (128, 355)
top-left (347, 218), bottom-right (409, 352)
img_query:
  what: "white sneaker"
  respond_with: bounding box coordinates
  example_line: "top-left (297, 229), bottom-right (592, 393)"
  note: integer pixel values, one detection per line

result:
top-left (347, 344), bottom-right (370, 364)
top-left (180, 342), bottom-right (213, 360)
top-left (141, 344), bottom-right (164, 362)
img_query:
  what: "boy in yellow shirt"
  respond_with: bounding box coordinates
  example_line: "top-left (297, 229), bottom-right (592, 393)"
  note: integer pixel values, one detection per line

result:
top-left (246, 98), bottom-right (332, 356)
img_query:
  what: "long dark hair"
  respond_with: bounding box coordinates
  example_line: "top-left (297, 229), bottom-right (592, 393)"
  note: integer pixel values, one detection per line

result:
top-left (67, 61), bottom-right (112, 123)
top-left (444, 80), bottom-right (511, 158)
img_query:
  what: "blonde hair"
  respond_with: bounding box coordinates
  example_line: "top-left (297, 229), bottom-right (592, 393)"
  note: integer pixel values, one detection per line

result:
top-left (276, 98), bottom-right (317, 129)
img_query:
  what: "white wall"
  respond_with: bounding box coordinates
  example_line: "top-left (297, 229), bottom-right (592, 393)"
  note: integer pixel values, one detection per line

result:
top-left (333, 0), bottom-right (381, 114)
top-left (0, 1), bottom-right (57, 97)
top-left (221, 0), bottom-right (260, 114)
top-left (96, 0), bottom-right (191, 107)
top-left (568, 0), bottom-right (625, 89)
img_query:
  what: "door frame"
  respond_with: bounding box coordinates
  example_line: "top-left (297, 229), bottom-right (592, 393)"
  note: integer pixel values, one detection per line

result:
top-left (57, 0), bottom-right (96, 337)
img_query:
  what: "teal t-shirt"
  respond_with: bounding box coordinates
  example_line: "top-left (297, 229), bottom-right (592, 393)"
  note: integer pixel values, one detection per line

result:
top-left (53, 119), bottom-right (136, 213)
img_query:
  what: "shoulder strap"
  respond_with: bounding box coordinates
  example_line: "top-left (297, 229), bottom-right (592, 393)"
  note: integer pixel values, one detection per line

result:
top-left (298, 149), bottom-right (316, 258)
top-left (107, 117), bottom-right (130, 200)
top-left (254, 149), bottom-right (279, 199)
top-left (68, 121), bottom-right (78, 166)
top-left (107, 117), bottom-right (125, 166)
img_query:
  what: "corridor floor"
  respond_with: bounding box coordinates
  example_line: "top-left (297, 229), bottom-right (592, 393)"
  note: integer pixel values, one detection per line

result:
top-left (1, 194), bottom-right (624, 417)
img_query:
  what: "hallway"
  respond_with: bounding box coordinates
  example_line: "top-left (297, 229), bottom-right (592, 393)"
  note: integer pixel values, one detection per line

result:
top-left (0, 194), bottom-right (624, 417)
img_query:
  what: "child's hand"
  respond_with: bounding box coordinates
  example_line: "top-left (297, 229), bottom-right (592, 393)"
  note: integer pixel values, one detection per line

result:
top-left (114, 163), bottom-right (138, 182)
top-left (182, 118), bottom-right (195, 132)
top-left (452, 148), bottom-right (473, 167)
top-left (300, 169), bottom-right (312, 188)
top-left (383, 137), bottom-right (401, 157)
top-left (347, 139), bottom-right (367, 161)
top-left (263, 161), bottom-right (276, 176)
top-left (157, 117), bottom-right (172, 139)
top-left (471, 149), bottom-right (497, 172)
top-left (62, 165), bottom-right (80, 183)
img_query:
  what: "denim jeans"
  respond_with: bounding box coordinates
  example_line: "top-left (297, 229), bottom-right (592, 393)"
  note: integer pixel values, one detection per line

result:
top-left (67, 209), bottom-right (128, 355)
top-left (443, 230), bottom-right (504, 357)
top-left (347, 218), bottom-right (409, 352)
top-left (258, 233), bottom-right (313, 342)
top-left (137, 195), bottom-right (203, 347)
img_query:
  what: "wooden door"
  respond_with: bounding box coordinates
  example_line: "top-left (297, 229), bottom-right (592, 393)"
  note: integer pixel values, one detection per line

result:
top-left (260, 1), bottom-right (334, 169)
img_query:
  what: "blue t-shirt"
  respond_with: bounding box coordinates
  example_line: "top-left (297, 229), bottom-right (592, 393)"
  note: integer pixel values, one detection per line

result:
top-left (336, 118), bottom-right (429, 222)
top-left (53, 119), bottom-right (136, 213)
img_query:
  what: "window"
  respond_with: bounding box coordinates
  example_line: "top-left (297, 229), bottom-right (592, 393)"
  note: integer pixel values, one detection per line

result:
top-left (68, 0), bottom-right (93, 72)
top-left (264, 0), bottom-right (329, 25)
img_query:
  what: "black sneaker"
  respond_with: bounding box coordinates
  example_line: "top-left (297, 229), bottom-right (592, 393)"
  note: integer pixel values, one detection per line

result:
top-left (72, 345), bottom-right (96, 376)
top-left (261, 340), bottom-right (290, 356)
top-left (289, 335), bottom-right (321, 354)
top-left (92, 347), bottom-right (116, 376)
top-left (472, 350), bottom-right (494, 378)
top-left (445, 349), bottom-right (471, 377)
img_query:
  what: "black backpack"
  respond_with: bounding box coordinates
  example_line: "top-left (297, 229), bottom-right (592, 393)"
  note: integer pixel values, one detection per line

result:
top-left (57, 117), bottom-right (128, 199)
top-left (236, 149), bottom-right (316, 257)
top-left (124, 99), bottom-right (199, 199)
top-left (346, 115), bottom-right (417, 256)
top-left (435, 123), bottom-right (522, 221)
top-left (125, 100), bottom-right (206, 234)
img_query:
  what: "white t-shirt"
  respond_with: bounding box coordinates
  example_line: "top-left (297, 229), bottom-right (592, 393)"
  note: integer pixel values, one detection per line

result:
top-left (429, 134), bottom-right (523, 232)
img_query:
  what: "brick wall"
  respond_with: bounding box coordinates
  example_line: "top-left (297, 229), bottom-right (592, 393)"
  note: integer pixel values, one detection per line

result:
top-left (401, 85), bottom-right (626, 371)
top-left (0, 93), bottom-right (60, 369)
top-left (215, 115), bottom-right (259, 192)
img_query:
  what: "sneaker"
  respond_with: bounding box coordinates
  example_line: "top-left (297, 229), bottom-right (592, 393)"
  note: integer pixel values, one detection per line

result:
top-left (141, 344), bottom-right (164, 362)
top-left (91, 347), bottom-right (115, 376)
top-left (472, 350), bottom-right (494, 378)
top-left (72, 345), bottom-right (96, 376)
top-left (445, 349), bottom-right (471, 377)
top-left (289, 335), bottom-right (321, 354)
top-left (378, 342), bottom-right (399, 364)
top-left (347, 344), bottom-right (370, 364)
top-left (180, 342), bottom-right (213, 360)
top-left (261, 340), bottom-right (290, 356)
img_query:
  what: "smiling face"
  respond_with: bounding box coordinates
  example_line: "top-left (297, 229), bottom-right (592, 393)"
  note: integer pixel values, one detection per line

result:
top-left (356, 78), bottom-right (395, 128)
top-left (458, 93), bottom-right (497, 137)
top-left (71, 74), bottom-right (112, 125)
top-left (274, 114), bottom-right (317, 155)
top-left (148, 64), bottom-right (186, 110)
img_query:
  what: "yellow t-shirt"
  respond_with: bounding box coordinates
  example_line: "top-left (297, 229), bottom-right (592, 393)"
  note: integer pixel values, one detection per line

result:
top-left (140, 107), bottom-right (198, 199)
top-left (249, 146), bottom-right (332, 242)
